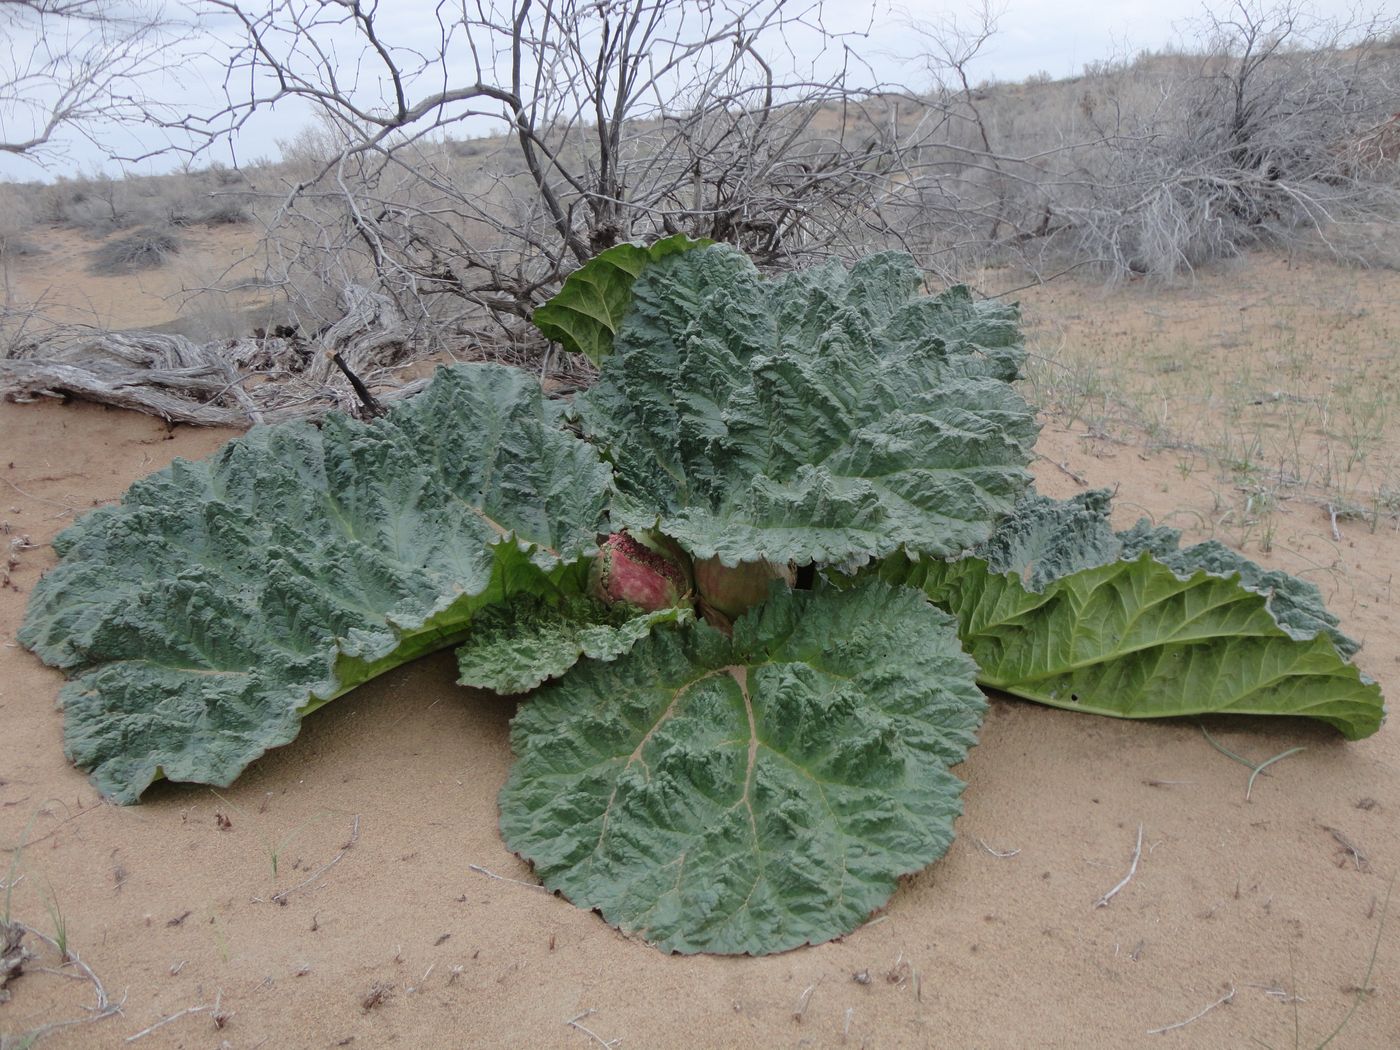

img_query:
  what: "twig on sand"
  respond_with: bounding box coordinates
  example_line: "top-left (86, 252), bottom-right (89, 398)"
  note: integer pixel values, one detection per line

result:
top-left (328, 352), bottom-right (385, 418)
top-left (9, 924), bottom-right (124, 1042)
top-left (1035, 452), bottom-right (1088, 486)
top-left (1147, 986), bottom-right (1235, 1035)
top-left (125, 1003), bottom-right (209, 1042)
top-left (1321, 825), bottom-right (1369, 871)
top-left (793, 982), bottom-right (818, 1022)
top-left (467, 864), bottom-right (549, 893)
top-left (566, 1008), bottom-right (621, 1048)
top-left (258, 814), bottom-right (360, 905)
top-left (974, 837), bottom-right (1021, 858)
top-left (1, 802), bottom-right (104, 854)
top-left (1095, 824), bottom-right (1144, 908)
top-left (1327, 503), bottom-right (1342, 542)
top-left (1242, 981), bottom-right (1305, 1003)
top-left (0, 475), bottom-right (81, 513)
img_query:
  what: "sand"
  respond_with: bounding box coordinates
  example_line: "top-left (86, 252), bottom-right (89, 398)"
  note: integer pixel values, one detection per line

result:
top-left (6, 224), bottom-right (270, 340)
top-left (1, 256), bottom-right (1396, 1049)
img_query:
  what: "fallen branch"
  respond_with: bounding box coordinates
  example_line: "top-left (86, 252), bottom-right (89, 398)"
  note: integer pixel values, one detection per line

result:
top-left (1, 287), bottom-right (418, 427)
top-left (0, 353), bottom-right (434, 427)
top-left (1094, 824), bottom-right (1144, 908)
top-left (467, 863), bottom-right (549, 893)
top-left (1146, 986), bottom-right (1235, 1035)
top-left (565, 1008), bottom-right (621, 1049)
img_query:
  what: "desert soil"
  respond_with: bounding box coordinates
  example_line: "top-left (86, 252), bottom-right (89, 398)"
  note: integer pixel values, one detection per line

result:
top-left (6, 224), bottom-right (270, 340)
top-left (0, 252), bottom-right (1396, 1048)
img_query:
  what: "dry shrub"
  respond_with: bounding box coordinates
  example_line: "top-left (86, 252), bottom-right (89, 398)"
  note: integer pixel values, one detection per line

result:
top-left (200, 201), bottom-right (253, 226)
top-left (0, 235), bottom-right (42, 259)
top-left (88, 227), bottom-right (182, 275)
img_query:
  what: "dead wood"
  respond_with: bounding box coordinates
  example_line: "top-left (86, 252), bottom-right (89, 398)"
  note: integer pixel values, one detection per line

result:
top-left (1, 919), bottom-right (26, 1003)
top-left (1, 285), bottom-right (427, 427)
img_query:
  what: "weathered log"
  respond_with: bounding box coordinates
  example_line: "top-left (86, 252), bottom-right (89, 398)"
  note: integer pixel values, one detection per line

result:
top-left (1, 285), bottom-right (422, 427)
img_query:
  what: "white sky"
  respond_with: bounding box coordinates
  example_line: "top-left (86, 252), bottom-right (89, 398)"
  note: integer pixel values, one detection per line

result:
top-left (0, 0), bottom-right (1387, 182)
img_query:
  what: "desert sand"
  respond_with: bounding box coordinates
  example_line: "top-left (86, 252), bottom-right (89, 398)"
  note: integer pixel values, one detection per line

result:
top-left (1, 253), bottom-right (1396, 1049)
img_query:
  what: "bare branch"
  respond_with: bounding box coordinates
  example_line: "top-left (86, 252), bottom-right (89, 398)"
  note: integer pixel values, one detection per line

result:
top-left (0, 0), bottom-right (198, 164)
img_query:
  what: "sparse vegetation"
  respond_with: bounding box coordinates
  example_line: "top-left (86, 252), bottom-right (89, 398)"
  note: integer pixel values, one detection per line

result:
top-left (1020, 252), bottom-right (1400, 547)
top-left (199, 200), bottom-right (252, 226)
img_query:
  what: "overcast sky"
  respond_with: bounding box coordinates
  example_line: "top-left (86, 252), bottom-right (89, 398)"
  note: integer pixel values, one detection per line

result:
top-left (0, 0), bottom-right (1386, 182)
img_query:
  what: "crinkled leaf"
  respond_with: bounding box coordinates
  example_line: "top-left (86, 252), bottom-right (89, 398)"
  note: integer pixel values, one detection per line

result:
top-left (577, 245), bottom-right (1038, 568)
top-left (973, 487), bottom-right (1122, 589)
top-left (455, 594), bottom-right (691, 694)
top-left (983, 490), bottom-right (1361, 656)
top-left (532, 234), bottom-right (711, 364)
top-left (880, 284), bottom-right (1027, 383)
top-left (873, 491), bottom-right (1384, 739)
top-left (499, 579), bottom-right (986, 955)
top-left (19, 365), bottom-right (611, 803)
top-left (1116, 518), bottom-right (1360, 658)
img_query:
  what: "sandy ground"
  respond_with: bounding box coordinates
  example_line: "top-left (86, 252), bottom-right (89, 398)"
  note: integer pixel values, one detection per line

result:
top-left (1, 256), bottom-right (1397, 1049)
top-left (4, 225), bottom-right (267, 339)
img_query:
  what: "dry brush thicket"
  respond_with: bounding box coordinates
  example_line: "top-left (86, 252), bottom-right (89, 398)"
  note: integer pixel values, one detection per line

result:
top-left (2, 1), bottom-right (1399, 424)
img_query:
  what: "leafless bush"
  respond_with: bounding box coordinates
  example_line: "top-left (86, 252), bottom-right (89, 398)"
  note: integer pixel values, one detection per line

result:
top-left (4, 167), bottom-right (259, 238)
top-left (1048, 5), bottom-right (1400, 278)
top-left (0, 236), bottom-right (41, 260)
top-left (0, 188), bottom-right (40, 259)
top-left (0, 1), bottom-right (199, 166)
top-left (181, 0), bottom-right (922, 346)
top-left (88, 227), bottom-right (182, 275)
top-left (895, 1), bottom-right (1400, 283)
top-left (200, 200), bottom-right (253, 226)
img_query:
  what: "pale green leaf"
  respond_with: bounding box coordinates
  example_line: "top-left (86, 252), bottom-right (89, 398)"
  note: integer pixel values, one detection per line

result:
top-left (499, 579), bottom-right (986, 955)
top-left (874, 491), bottom-right (1384, 739)
top-left (19, 365), bottom-right (611, 803)
top-left (455, 594), bottom-right (691, 694)
top-left (577, 245), bottom-right (1038, 568)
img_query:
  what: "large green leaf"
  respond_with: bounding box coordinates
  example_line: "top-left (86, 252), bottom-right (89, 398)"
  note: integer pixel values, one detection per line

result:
top-left (499, 579), bottom-right (986, 955)
top-left (576, 245), bottom-right (1038, 568)
top-left (455, 594), bottom-right (691, 694)
top-left (532, 234), bottom-right (710, 364)
top-left (874, 491), bottom-right (1384, 739)
top-left (19, 365), bottom-right (612, 803)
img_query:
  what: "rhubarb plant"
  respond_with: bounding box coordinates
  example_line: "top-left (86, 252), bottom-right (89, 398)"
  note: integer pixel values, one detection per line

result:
top-left (17, 241), bottom-right (1385, 955)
